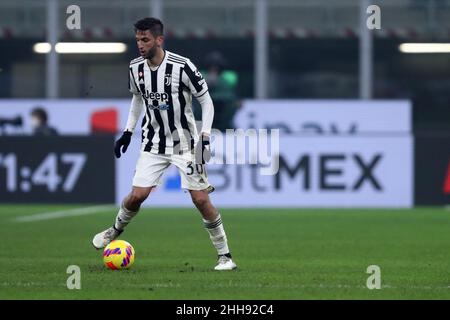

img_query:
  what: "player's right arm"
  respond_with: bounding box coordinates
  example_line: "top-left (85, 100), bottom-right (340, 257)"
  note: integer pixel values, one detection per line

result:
top-left (114, 67), bottom-right (145, 159)
top-left (124, 94), bottom-right (144, 133)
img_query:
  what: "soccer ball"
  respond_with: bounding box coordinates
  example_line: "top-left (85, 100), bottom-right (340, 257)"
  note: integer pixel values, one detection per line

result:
top-left (103, 240), bottom-right (135, 270)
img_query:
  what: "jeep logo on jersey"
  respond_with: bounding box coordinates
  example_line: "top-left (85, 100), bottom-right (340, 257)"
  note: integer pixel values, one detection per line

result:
top-left (143, 91), bottom-right (169, 102)
top-left (142, 91), bottom-right (170, 111)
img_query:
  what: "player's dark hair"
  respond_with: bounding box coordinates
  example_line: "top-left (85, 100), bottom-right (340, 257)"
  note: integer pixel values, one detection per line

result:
top-left (134, 17), bottom-right (164, 37)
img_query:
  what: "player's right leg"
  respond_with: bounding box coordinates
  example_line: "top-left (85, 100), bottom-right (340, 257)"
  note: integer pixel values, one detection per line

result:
top-left (92, 186), bottom-right (152, 249)
top-left (92, 152), bottom-right (169, 249)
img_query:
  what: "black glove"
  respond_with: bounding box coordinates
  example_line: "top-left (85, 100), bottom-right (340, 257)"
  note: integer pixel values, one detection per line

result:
top-left (114, 131), bottom-right (132, 158)
top-left (195, 134), bottom-right (211, 164)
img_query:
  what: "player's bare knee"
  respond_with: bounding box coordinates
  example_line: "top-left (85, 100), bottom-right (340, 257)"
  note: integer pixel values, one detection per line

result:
top-left (191, 193), bottom-right (209, 210)
top-left (129, 189), bottom-right (150, 206)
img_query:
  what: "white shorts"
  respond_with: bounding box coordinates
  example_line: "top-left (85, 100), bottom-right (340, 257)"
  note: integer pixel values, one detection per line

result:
top-left (132, 151), bottom-right (214, 192)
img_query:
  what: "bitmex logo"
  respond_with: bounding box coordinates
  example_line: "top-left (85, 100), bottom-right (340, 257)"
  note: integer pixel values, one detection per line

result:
top-left (444, 161), bottom-right (450, 194)
top-left (275, 153), bottom-right (383, 191)
top-left (207, 152), bottom-right (384, 192)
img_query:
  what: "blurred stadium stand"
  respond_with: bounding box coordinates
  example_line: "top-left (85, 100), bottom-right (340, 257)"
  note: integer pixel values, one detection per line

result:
top-left (1, 0), bottom-right (450, 39)
top-left (0, 0), bottom-right (449, 131)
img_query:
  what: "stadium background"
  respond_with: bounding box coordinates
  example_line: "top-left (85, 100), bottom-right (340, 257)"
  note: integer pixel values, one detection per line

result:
top-left (1, 0), bottom-right (450, 299)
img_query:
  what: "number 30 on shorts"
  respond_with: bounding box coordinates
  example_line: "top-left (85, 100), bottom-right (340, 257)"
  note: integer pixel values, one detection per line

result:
top-left (186, 162), bottom-right (206, 176)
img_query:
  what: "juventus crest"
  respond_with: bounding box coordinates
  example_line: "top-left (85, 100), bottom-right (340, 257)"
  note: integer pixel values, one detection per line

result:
top-left (165, 74), bottom-right (172, 86)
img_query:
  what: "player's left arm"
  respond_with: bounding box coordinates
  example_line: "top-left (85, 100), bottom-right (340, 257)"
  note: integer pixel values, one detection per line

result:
top-left (194, 90), bottom-right (214, 164)
top-left (182, 59), bottom-right (214, 163)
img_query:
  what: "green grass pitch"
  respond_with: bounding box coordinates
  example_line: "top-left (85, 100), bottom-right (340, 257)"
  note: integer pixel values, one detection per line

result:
top-left (0, 205), bottom-right (449, 299)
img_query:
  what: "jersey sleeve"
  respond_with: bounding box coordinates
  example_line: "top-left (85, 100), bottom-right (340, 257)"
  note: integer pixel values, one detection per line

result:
top-left (181, 59), bottom-right (209, 98)
top-left (125, 94), bottom-right (144, 133)
top-left (128, 67), bottom-right (140, 95)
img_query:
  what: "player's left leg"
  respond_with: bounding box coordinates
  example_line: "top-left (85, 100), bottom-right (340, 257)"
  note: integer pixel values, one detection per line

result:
top-left (189, 189), bottom-right (237, 271)
top-left (171, 152), bottom-right (236, 270)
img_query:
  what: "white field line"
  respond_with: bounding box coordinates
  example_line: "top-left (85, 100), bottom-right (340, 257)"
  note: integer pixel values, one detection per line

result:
top-left (13, 205), bottom-right (115, 223)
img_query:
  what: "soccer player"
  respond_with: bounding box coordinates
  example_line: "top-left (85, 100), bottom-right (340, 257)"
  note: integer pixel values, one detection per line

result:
top-left (92, 17), bottom-right (237, 271)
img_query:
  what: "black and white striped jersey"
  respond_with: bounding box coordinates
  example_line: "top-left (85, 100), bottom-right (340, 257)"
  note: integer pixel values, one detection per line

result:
top-left (128, 50), bottom-right (208, 155)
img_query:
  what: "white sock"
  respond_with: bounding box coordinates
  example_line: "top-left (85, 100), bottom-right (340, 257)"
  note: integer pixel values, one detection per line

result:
top-left (114, 202), bottom-right (138, 231)
top-left (203, 213), bottom-right (230, 256)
